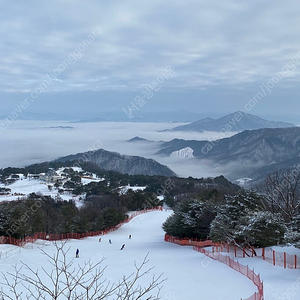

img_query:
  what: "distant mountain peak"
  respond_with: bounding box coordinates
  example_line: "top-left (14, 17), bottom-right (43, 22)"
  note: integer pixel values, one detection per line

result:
top-left (168, 111), bottom-right (296, 132)
top-left (127, 136), bottom-right (151, 143)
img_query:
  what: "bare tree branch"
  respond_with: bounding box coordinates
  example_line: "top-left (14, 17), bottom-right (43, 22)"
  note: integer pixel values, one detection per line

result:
top-left (260, 169), bottom-right (300, 222)
top-left (0, 242), bottom-right (166, 300)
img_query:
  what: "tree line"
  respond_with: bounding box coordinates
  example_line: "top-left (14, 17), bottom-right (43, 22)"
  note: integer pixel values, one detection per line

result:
top-left (0, 194), bottom-right (127, 239)
top-left (163, 169), bottom-right (300, 249)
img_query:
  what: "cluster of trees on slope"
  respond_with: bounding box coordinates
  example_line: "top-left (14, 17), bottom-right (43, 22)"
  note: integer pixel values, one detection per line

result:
top-left (0, 161), bottom-right (239, 207)
top-left (0, 194), bottom-right (127, 239)
top-left (163, 169), bottom-right (300, 248)
top-left (78, 171), bottom-right (239, 209)
top-left (0, 160), bottom-right (238, 191)
top-left (51, 162), bottom-right (239, 202)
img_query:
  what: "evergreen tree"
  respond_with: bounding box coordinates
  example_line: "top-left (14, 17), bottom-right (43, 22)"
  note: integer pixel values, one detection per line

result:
top-left (284, 214), bottom-right (300, 248)
top-left (242, 211), bottom-right (286, 247)
top-left (209, 190), bottom-right (262, 246)
top-left (162, 197), bottom-right (216, 239)
top-left (0, 208), bottom-right (11, 236)
top-left (103, 207), bottom-right (126, 228)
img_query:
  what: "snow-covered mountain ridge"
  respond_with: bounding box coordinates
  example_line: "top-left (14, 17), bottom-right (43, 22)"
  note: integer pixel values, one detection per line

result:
top-left (170, 147), bottom-right (194, 158)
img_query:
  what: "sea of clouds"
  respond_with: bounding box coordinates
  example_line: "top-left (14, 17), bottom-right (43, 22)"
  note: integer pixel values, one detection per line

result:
top-left (0, 120), bottom-right (236, 178)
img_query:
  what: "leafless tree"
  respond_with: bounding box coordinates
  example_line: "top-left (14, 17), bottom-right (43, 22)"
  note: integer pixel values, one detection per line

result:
top-left (1, 241), bottom-right (165, 300)
top-left (260, 169), bottom-right (300, 222)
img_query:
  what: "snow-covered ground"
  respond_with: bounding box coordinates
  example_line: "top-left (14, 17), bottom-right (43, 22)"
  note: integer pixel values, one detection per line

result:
top-left (1, 211), bottom-right (297, 299)
top-left (235, 178), bottom-right (252, 185)
top-left (212, 244), bottom-right (300, 300)
top-left (118, 184), bottom-right (147, 195)
top-left (227, 252), bottom-right (300, 300)
top-left (270, 245), bottom-right (300, 255)
top-left (0, 176), bottom-right (82, 204)
top-left (0, 167), bottom-right (104, 206)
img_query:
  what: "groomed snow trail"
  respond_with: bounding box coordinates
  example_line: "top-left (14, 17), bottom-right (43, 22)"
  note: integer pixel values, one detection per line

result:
top-left (0, 211), bottom-right (256, 299)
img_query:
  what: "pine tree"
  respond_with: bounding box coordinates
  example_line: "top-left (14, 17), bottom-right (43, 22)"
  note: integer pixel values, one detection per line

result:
top-left (209, 190), bottom-right (262, 246)
top-left (242, 211), bottom-right (286, 247)
top-left (162, 197), bottom-right (216, 239)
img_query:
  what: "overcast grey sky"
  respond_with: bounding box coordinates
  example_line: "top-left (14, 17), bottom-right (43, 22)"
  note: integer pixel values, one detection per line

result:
top-left (1, 0), bottom-right (300, 119)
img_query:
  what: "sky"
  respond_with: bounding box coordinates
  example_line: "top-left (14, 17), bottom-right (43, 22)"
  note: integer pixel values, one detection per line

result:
top-left (1, 0), bottom-right (300, 120)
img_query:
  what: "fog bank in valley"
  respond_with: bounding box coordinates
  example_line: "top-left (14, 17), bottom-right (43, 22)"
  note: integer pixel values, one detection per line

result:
top-left (0, 120), bottom-right (236, 178)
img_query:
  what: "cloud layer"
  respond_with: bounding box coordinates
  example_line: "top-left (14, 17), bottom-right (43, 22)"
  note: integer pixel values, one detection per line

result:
top-left (0, 1), bottom-right (300, 117)
top-left (0, 120), bottom-right (235, 178)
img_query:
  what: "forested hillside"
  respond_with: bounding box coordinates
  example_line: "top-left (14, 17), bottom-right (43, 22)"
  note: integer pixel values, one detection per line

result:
top-left (0, 161), bottom-right (239, 239)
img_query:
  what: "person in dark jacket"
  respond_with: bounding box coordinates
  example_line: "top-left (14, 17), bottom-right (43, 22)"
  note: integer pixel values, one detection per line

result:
top-left (76, 248), bottom-right (79, 258)
top-left (120, 244), bottom-right (125, 250)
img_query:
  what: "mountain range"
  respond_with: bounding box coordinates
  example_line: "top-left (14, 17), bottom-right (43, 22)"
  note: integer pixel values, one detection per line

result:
top-left (1, 110), bottom-right (298, 125)
top-left (157, 127), bottom-right (300, 182)
top-left (166, 111), bottom-right (296, 132)
top-left (55, 148), bottom-right (176, 177)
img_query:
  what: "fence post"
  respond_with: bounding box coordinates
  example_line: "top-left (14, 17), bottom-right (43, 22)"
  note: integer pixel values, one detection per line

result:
top-left (262, 248), bottom-right (265, 260)
top-left (235, 245), bottom-right (237, 257)
top-left (284, 252), bottom-right (286, 269)
top-left (273, 250), bottom-right (275, 266)
top-left (295, 255), bottom-right (297, 269)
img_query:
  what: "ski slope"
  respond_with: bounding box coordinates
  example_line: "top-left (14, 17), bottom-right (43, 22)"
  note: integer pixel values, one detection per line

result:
top-left (0, 211), bottom-right (298, 299)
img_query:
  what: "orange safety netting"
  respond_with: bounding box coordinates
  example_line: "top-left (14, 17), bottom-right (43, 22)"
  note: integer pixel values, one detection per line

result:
top-left (165, 234), bottom-right (264, 300)
top-left (213, 241), bottom-right (300, 269)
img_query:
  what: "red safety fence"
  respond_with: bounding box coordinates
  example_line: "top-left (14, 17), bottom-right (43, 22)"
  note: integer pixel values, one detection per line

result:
top-left (213, 243), bottom-right (257, 258)
top-left (214, 242), bottom-right (300, 269)
top-left (165, 235), bottom-right (264, 300)
top-left (0, 207), bottom-right (163, 247)
top-left (164, 234), bottom-right (216, 247)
